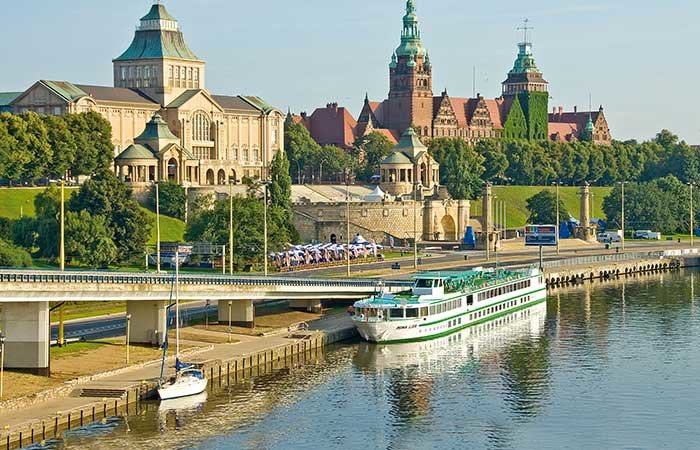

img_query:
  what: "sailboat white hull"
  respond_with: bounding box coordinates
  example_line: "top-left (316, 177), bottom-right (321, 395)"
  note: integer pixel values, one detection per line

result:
top-left (158, 374), bottom-right (208, 400)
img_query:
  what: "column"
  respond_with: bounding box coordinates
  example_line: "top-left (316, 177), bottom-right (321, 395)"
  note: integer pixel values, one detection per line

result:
top-left (126, 300), bottom-right (168, 346)
top-left (218, 299), bottom-right (255, 328)
top-left (1, 301), bottom-right (50, 375)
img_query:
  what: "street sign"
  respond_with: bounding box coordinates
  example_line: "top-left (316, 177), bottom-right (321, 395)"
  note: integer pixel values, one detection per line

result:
top-left (525, 225), bottom-right (558, 247)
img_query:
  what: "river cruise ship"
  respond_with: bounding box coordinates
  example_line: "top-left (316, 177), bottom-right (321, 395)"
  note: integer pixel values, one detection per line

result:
top-left (352, 267), bottom-right (546, 343)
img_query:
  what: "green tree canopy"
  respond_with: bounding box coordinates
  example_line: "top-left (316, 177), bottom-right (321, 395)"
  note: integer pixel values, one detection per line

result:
top-left (428, 138), bottom-right (485, 199)
top-left (526, 190), bottom-right (570, 225)
top-left (65, 210), bottom-right (118, 268)
top-left (0, 239), bottom-right (32, 268)
top-left (150, 181), bottom-right (186, 220)
top-left (353, 132), bottom-right (394, 182)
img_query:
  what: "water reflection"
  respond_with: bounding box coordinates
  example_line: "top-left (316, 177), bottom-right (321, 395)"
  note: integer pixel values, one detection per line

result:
top-left (34, 269), bottom-right (700, 450)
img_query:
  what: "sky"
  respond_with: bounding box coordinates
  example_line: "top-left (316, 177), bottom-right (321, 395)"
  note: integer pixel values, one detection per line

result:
top-left (0, 0), bottom-right (697, 143)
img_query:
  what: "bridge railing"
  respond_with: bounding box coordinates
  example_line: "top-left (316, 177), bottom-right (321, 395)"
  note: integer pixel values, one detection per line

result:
top-left (0, 269), bottom-right (413, 289)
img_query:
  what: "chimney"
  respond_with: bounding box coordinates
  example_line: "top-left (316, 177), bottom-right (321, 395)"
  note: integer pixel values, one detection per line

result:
top-left (574, 106), bottom-right (578, 113)
top-left (558, 106), bottom-right (563, 117)
top-left (301, 111), bottom-right (307, 119)
top-left (552, 107), bottom-right (556, 115)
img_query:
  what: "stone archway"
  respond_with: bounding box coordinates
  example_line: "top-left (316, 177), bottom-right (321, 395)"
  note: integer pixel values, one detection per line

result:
top-left (167, 158), bottom-right (178, 182)
top-left (441, 215), bottom-right (457, 241)
top-left (205, 169), bottom-right (215, 185)
top-left (217, 169), bottom-right (227, 185)
top-left (230, 169), bottom-right (238, 184)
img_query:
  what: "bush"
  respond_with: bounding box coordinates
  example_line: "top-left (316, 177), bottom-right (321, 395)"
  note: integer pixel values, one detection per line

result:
top-left (149, 181), bottom-right (186, 220)
top-left (0, 239), bottom-right (32, 267)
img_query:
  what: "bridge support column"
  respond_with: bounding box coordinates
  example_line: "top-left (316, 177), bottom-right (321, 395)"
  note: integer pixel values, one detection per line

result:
top-left (1, 301), bottom-right (50, 376)
top-left (289, 299), bottom-right (323, 313)
top-left (218, 300), bottom-right (255, 329)
top-left (126, 300), bottom-right (167, 346)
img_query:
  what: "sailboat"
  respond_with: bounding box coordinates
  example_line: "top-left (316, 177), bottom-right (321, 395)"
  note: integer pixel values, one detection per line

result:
top-left (158, 247), bottom-right (208, 400)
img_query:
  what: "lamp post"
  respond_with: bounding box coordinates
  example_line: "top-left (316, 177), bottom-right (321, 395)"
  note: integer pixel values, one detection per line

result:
top-left (690, 182), bottom-right (695, 248)
top-left (228, 301), bottom-right (233, 343)
top-left (60, 180), bottom-right (65, 271)
top-left (263, 182), bottom-right (269, 276)
top-left (553, 181), bottom-right (560, 255)
top-left (229, 178), bottom-right (235, 275)
top-left (346, 178), bottom-right (351, 277)
top-left (125, 314), bottom-right (131, 365)
top-left (0, 333), bottom-right (5, 401)
top-left (155, 181), bottom-right (161, 273)
top-left (183, 184), bottom-right (189, 225)
top-left (413, 185), bottom-right (419, 270)
top-left (620, 181), bottom-right (626, 252)
top-left (293, 160), bottom-right (302, 184)
top-left (205, 300), bottom-right (210, 329)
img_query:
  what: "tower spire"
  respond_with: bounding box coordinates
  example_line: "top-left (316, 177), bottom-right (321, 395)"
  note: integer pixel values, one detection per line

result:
top-left (517, 18), bottom-right (534, 43)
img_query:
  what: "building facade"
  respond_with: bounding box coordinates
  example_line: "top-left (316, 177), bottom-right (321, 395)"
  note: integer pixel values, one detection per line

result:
top-left (3, 3), bottom-right (284, 187)
top-left (292, 0), bottom-right (612, 148)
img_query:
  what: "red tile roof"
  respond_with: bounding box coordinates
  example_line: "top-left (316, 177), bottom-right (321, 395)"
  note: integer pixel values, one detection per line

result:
top-left (307, 104), bottom-right (357, 148)
top-left (375, 128), bottom-right (400, 144)
top-left (484, 99), bottom-right (505, 129)
top-left (549, 111), bottom-right (601, 129)
top-left (447, 97), bottom-right (469, 127)
top-left (548, 122), bottom-right (579, 141)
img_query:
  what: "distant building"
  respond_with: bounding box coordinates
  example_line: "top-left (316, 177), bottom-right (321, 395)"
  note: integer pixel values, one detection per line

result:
top-left (1, 3), bottom-right (284, 187)
top-left (292, 0), bottom-right (612, 148)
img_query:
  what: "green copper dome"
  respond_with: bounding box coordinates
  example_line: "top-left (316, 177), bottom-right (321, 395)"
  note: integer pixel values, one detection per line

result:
top-left (508, 42), bottom-right (541, 75)
top-left (115, 3), bottom-right (201, 62)
top-left (585, 114), bottom-right (595, 133)
top-left (395, 0), bottom-right (427, 58)
top-left (135, 113), bottom-right (179, 142)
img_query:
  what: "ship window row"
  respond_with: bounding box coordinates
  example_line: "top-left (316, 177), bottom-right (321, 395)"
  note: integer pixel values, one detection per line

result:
top-left (477, 279), bottom-right (531, 302)
top-left (429, 298), bottom-right (461, 316)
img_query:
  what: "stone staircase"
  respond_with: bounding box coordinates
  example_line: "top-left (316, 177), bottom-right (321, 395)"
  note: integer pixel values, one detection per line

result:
top-left (76, 388), bottom-right (128, 399)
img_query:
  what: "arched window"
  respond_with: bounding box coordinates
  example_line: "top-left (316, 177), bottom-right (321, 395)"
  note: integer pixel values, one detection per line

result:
top-left (231, 146), bottom-right (238, 160)
top-left (243, 147), bottom-right (249, 162)
top-left (192, 112), bottom-right (211, 142)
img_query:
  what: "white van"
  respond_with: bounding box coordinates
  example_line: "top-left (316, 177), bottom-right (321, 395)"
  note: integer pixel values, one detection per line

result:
top-left (634, 230), bottom-right (661, 240)
top-left (597, 231), bottom-right (622, 243)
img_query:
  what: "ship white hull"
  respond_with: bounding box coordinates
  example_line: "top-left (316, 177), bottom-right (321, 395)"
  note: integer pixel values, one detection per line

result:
top-left (354, 282), bottom-right (546, 344)
top-left (158, 374), bottom-right (208, 400)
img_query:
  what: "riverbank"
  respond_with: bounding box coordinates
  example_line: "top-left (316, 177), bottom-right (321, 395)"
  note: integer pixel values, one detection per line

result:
top-left (0, 310), bottom-right (355, 450)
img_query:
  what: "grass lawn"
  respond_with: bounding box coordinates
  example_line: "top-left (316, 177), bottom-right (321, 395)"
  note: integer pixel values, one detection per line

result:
top-left (0, 187), bottom-right (78, 219)
top-left (50, 301), bottom-right (126, 322)
top-left (471, 185), bottom-right (612, 228)
top-left (141, 207), bottom-right (186, 244)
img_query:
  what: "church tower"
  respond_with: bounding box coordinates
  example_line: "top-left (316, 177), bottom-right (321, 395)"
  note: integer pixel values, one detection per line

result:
top-left (113, 3), bottom-right (205, 106)
top-left (501, 20), bottom-right (549, 140)
top-left (386, 0), bottom-right (433, 138)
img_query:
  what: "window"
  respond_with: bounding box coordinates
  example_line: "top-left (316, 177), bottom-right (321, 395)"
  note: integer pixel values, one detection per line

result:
top-left (467, 295), bottom-right (473, 306)
top-left (129, 66), bottom-right (134, 79)
top-left (145, 66), bottom-right (150, 79)
top-left (272, 129), bottom-right (279, 145)
top-left (420, 307), bottom-right (429, 317)
top-left (136, 66), bottom-right (142, 79)
top-left (194, 68), bottom-right (199, 81)
top-left (175, 66), bottom-right (180, 79)
top-left (187, 67), bottom-right (192, 81)
top-left (121, 67), bottom-right (127, 81)
top-left (53, 106), bottom-right (61, 115)
top-left (405, 308), bottom-right (418, 318)
top-left (389, 309), bottom-right (404, 319)
top-left (231, 146), bottom-right (238, 160)
top-left (192, 112), bottom-right (211, 142)
top-left (243, 148), bottom-right (249, 162)
top-left (168, 66), bottom-right (173, 80)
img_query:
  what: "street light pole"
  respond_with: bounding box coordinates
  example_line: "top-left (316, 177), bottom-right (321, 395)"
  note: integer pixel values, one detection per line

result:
top-left (0, 333), bottom-right (4, 401)
top-left (346, 179), bottom-right (351, 277)
top-left (126, 314), bottom-right (131, 365)
top-left (691, 183), bottom-right (695, 248)
top-left (60, 180), bottom-right (65, 271)
top-left (414, 185), bottom-right (418, 270)
top-left (229, 180), bottom-right (234, 275)
top-left (228, 301), bottom-right (233, 343)
top-left (155, 182), bottom-right (161, 273)
top-left (621, 181), bottom-right (626, 252)
top-left (555, 181), bottom-right (560, 256)
top-left (263, 182), bottom-right (269, 277)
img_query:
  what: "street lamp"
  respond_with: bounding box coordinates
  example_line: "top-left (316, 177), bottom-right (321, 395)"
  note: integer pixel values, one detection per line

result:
top-left (60, 179), bottom-right (65, 271)
top-left (413, 184), bottom-right (420, 270)
top-left (0, 332), bottom-right (4, 401)
top-left (690, 182), bottom-right (695, 248)
top-left (552, 181), bottom-right (560, 255)
top-left (292, 160), bottom-right (303, 185)
top-left (205, 300), bottom-right (211, 329)
top-left (125, 314), bottom-right (132, 365)
top-left (227, 301), bottom-right (233, 343)
top-left (228, 177), bottom-right (240, 275)
top-left (619, 181), bottom-right (626, 252)
top-left (153, 181), bottom-right (161, 273)
top-left (253, 180), bottom-right (272, 276)
top-left (346, 177), bottom-right (351, 277)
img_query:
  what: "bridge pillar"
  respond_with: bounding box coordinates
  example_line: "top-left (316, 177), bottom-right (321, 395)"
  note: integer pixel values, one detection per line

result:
top-left (126, 300), bottom-right (167, 346)
top-left (289, 299), bottom-right (323, 313)
top-left (218, 299), bottom-right (255, 329)
top-left (1, 301), bottom-right (50, 376)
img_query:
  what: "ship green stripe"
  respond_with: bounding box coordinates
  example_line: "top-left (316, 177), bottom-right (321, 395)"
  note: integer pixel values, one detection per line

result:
top-left (378, 297), bottom-right (547, 344)
top-left (420, 287), bottom-right (546, 327)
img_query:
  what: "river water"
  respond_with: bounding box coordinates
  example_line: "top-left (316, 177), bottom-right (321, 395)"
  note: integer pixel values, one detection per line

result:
top-left (39, 270), bottom-right (700, 450)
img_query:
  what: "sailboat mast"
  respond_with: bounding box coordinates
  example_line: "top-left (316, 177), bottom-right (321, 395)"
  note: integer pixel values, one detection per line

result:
top-left (175, 247), bottom-right (180, 359)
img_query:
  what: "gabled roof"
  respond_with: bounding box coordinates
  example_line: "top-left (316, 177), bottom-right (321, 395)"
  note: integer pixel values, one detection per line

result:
top-left (392, 127), bottom-right (426, 159)
top-left (75, 84), bottom-right (159, 106)
top-left (549, 111), bottom-right (602, 130)
top-left (0, 92), bottom-right (22, 107)
top-left (115, 144), bottom-right (157, 161)
top-left (374, 129), bottom-right (400, 144)
top-left (447, 97), bottom-right (468, 127)
top-left (241, 96), bottom-right (276, 114)
top-left (548, 122), bottom-right (579, 141)
top-left (160, 143), bottom-right (196, 160)
top-left (483, 99), bottom-right (505, 129)
top-left (135, 113), bottom-right (179, 142)
top-left (381, 151), bottom-right (412, 165)
top-left (39, 81), bottom-right (88, 102)
top-left (211, 94), bottom-right (260, 112)
top-left (306, 104), bottom-right (357, 148)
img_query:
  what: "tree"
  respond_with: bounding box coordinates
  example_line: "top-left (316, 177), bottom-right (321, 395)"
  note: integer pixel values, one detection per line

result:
top-left (268, 150), bottom-right (299, 244)
top-left (150, 181), bottom-right (186, 220)
top-left (65, 210), bottom-right (118, 268)
top-left (69, 171), bottom-right (150, 262)
top-left (0, 239), bottom-right (32, 268)
top-left (526, 190), bottom-right (570, 225)
top-left (0, 113), bottom-right (33, 184)
top-left (476, 140), bottom-right (509, 183)
top-left (284, 121), bottom-right (321, 183)
top-left (64, 112), bottom-right (114, 176)
top-left (313, 145), bottom-right (349, 183)
top-left (353, 132), bottom-right (394, 181)
top-left (20, 112), bottom-right (53, 182)
top-left (42, 115), bottom-right (76, 179)
top-left (428, 138), bottom-right (485, 199)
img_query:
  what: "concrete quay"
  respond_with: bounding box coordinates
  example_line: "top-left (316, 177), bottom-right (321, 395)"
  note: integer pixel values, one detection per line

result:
top-left (0, 313), bottom-right (359, 450)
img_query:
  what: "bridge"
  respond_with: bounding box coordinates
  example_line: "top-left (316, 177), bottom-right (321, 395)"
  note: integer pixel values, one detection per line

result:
top-left (0, 269), bottom-right (411, 375)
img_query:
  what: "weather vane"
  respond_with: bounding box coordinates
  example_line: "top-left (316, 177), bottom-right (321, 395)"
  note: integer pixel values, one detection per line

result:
top-left (517, 18), bottom-right (533, 43)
